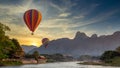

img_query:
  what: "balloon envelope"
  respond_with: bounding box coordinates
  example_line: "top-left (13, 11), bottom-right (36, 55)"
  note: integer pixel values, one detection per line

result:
top-left (23, 9), bottom-right (42, 35)
top-left (42, 38), bottom-right (49, 48)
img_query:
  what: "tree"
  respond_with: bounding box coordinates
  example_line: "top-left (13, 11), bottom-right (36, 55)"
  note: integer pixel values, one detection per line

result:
top-left (33, 51), bottom-right (39, 63)
top-left (51, 53), bottom-right (64, 61)
top-left (0, 23), bottom-right (10, 42)
top-left (0, 23), bottom-right (24, 60)
top-left (11, 39), bottom-right (25, 58)
top-left (100, 50), bottom-right (120, 63)
top-left (0, 23), bottom-right (12, 59)
top-left (116, 46), bottom-right (120, 53)
top-left (25, 54), bottom-right (34, 58)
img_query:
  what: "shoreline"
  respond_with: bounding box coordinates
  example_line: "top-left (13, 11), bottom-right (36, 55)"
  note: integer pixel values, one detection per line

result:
top-left (1, 60), bottom-right (120, 67)
top-left (78, 61), bottom-right (120, 67)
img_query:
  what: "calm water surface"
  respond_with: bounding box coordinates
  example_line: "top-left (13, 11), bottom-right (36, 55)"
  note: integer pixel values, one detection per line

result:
top-left (0, 61), bottom-right (120, 68)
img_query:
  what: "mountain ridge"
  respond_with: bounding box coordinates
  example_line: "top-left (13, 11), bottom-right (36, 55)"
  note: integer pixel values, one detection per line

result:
top-left (21, 45), bottom-right (37, 53)
top-left (28, 31), bottom-right (120, 57)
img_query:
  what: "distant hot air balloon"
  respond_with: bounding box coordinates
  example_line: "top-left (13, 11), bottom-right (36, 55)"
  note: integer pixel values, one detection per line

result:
top-left (23, 9), bottom-right (42, 35)
top-left (42, 38), bottom-right (49, 48)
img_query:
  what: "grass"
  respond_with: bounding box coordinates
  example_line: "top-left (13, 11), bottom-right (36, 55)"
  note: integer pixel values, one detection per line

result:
top-left (109, 57), bottom-right (120, 66)
top-left (0, 61), bottom-right (22, 66)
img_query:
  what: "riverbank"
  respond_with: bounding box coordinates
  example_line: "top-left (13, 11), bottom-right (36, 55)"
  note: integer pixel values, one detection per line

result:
top-left (0, 61), bottom-right (120, 68)
top-left (0, 58), bottom-right (47, 66)
top-left (0, 61), bottom-right (22, 66)
top-left (78, 61), bottom-right (120, 67)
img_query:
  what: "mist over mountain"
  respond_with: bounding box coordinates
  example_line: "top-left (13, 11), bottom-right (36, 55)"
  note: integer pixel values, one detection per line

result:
top-left (21, 45), bottom-right (37, 53)
top-left (29, 31), bottom-right (120, 57)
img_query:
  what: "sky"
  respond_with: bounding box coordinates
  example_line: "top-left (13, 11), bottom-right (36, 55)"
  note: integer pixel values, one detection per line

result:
top-left (0, 0), bottom-right (120, 47)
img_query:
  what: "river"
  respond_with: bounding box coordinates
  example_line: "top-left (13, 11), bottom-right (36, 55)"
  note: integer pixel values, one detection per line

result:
top-left (0, 61), bottom-right (120, 68)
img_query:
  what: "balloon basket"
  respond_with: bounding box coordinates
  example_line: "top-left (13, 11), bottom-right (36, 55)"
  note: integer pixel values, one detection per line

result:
top-left (31, 32), bottom-right (34, 35)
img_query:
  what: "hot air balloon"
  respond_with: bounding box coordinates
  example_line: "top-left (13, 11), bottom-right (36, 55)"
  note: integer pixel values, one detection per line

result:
top-left (23, 9), bottom-right (42, 35)
top-left (42, 38), bottom-right (49, 48)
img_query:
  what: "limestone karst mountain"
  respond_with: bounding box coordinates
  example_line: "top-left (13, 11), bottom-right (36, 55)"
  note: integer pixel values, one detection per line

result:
top-left (28, 31), bottom-right (120, 57)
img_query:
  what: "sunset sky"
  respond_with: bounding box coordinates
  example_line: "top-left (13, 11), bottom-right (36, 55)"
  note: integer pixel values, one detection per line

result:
top-left (0, 0), bottom-right (120, 47)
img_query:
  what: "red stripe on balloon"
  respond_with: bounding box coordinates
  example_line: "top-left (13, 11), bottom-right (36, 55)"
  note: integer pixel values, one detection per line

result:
top-left (33, 10), bottom-right (38, 32)
top-left (27, 11), bottom-right (32, 31)
top-left (24, 12), bottom-right (32, 31)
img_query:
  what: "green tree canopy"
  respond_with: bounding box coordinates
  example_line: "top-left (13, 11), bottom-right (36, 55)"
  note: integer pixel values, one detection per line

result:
top-left (33, 51), bottom-right (39, 58)
top-left (11, 39), bottom-right (25, 58)
top-left (0, 23), bottom-right (24, 59)
top-left (116, 46), bottom-right (120, 53)
top-left (100, 50), bottom-right (120, 63)
top-left (0, 23), bottom-right (10, 42)
top-left (33, 51), bottom-right (40, 63)
top-left (0, 23), bottom-right (12, 59)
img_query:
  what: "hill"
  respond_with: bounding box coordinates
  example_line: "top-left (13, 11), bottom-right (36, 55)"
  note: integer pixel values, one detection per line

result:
top-left (21, 45), bottom-right (37, 53)
top-left (29, 31), bottom-right (120, 57)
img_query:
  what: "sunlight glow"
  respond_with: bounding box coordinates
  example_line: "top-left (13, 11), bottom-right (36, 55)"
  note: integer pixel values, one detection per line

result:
top-left (31, 42), bottom-right (40, 47)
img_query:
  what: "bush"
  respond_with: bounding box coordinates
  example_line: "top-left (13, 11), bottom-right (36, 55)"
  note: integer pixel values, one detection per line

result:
top-left (100, 50), bottom-right (120, 63)
top-left (0, 61), bottom-right (22, 66)
top-left (110, 57), bottom-right (120, 66)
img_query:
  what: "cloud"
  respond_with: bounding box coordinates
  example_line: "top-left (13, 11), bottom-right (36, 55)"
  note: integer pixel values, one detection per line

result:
top-left (49, 0), bottom-right (76, 13)
top-left (75, 10), bottom-right (119, 27)
top-left (88, 10), bottom-right (118, 24)
top-left (73, 15), bottom-right (85, 19)
top-left (72, 3), bottom-right (99, 19)
top-left (49, 2), bottom-right (65, 12)
top-left (0, 0), bottom-right (22, 5)
top-left (59, 13), bottom-right (71, 17)
top-left (40, 18), bottom-right (80, 30)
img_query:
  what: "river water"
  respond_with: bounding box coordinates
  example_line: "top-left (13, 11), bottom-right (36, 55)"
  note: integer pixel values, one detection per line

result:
top-left (0, 61), bottom-right (120, 68)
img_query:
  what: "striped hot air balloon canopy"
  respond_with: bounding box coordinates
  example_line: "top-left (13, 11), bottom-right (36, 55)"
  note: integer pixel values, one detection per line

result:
top-left (23, 9), bottom-right (42, 35)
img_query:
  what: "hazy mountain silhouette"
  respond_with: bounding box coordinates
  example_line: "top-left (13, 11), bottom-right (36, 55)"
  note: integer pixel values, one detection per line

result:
top-left (21, 45), bottom-right (37, 53)
top-left (28, 31), bottom-right (120, 57)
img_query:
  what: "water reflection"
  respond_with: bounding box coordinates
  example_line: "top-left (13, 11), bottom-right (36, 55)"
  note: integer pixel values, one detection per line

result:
top-left (0, 62), bottom-right (119, 68)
